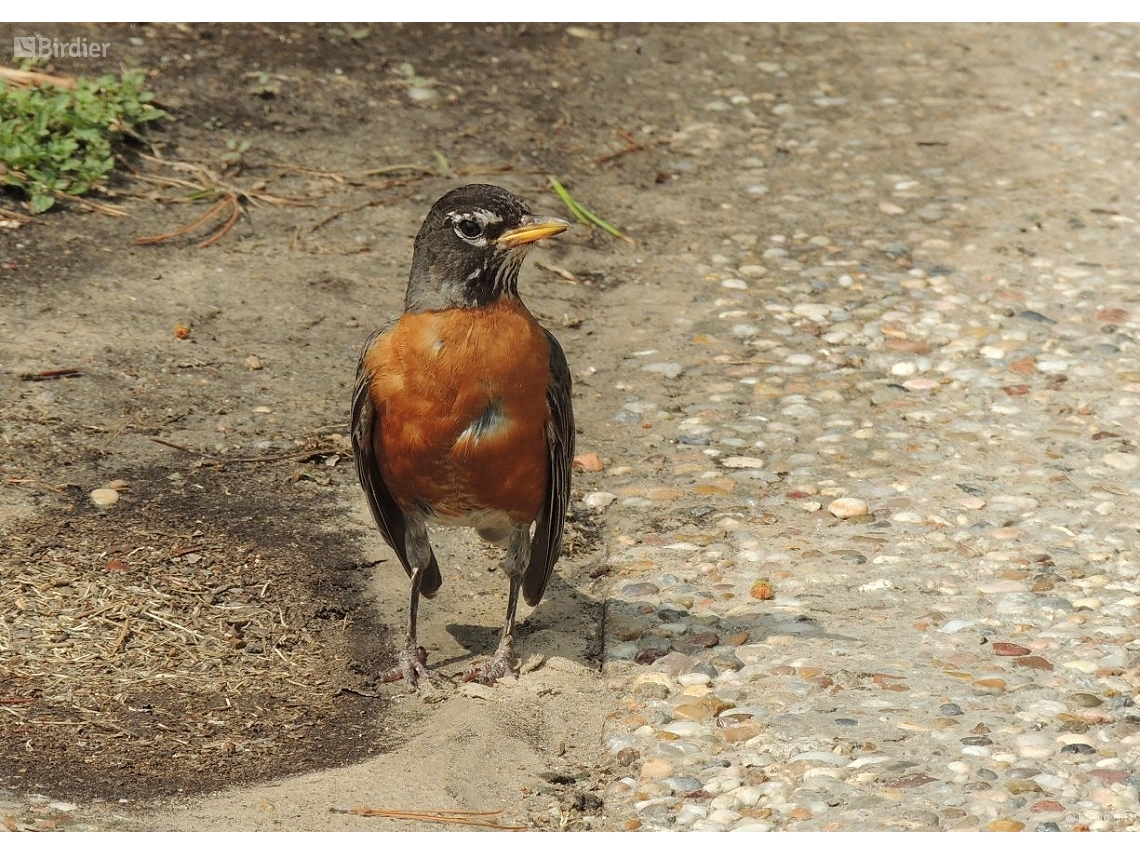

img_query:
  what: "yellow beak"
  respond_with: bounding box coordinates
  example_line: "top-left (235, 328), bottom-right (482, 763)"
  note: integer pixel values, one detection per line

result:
top-left (497, 215), bottom-right (571, 248)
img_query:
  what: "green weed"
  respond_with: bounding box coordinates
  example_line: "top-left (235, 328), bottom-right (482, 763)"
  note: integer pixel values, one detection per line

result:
top-left (0, 68), bottom-right (166, 213)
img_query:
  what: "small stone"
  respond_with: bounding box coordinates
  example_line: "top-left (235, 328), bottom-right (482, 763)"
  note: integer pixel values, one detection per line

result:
top-left (678, 671), bottom-right (711, 687)
top-left (885, 339), bottom-right (931, 355)
top-left (611, 618), bottom-right (649, 642)
top-left (566, 25), bottom-right (600, 39)
top-left (640, 758), bottom-right (673, 779)
top-left (686, 632), bottom-right (720, 648)
top-left (1005, 780), bottom-right (1043, 795)
top-left (986, 819), bottom-right (1025, 832)
top-left (940, 619), bottom-right (976, 633)
top-left (972, 678), bottom-right (1007, 692)
top-left (407, 87), bottom-right (439, 102)
top-left (583, 491), bottom-right (617, 508)
top-left (1103, 452), bottom-right (1140, 472)
top-left (828, 497), bottom-right (869, 519)
top-left (1088, 769), bottom-right (1128, 785)
top-left (1059, 743), bottom-right (1095, 755)
top-left (1067, 693), bottom-right (1102, 708)
top-left (992, 642), bottom-right (1031, 657)
top-left (722, 456), bottom-right (765, 469)
top-left (620, 582), bottom-right (659, 597)
top-left (663, 776), bottom-right (705, 794)
top-left (678, 435), bottom-right (711, 446)
top-left (643, 362), bottom-right (684, 379)
top-left (673, 701), bottom-right (718, 721)
top-left (717, 723), bottom-right (764, 743)
top-left (616, 747), bottom-right (639, 767)
top-left (90, 487), bottom-right (119, 508)
top-left (1014, 655), bottom-right (1053, 671)
top-left (902, 377), bottom-right (939, 390)
top-left (1096, 307), bottom-right (1128, 323)
top-left (635, 648), bottom-right (668, 665)
top-left (245, 354), bottom-right (263, 370)
top-left (573, 452), bottom-right (605, 472)
top-left (886, 773), bottom-right (936, 788)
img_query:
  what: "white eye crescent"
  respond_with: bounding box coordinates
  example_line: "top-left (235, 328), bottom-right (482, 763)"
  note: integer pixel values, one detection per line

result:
top-left (454, 218), bottom-right (482, 239)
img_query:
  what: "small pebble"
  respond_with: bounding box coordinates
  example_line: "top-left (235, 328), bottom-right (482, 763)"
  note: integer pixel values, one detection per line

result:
top-left (643, 362), bottom-right (684, 379)
top-left (722, 456), bottom-right (765, 469)
top-left (573, 453), bottom-right (605, 472)
top-left (828, 497), bottom-right (870, 519)
top-left (987, 819), bottom-right (1025, 832)
top-left (1102, 452), bottom-right (1139, 472)
top-left (90, 488), bottom-right (119, 508)
top-left (584, 491), bottom-right (617, 508)
top-left (993, 642), bottom-right (1031, 657)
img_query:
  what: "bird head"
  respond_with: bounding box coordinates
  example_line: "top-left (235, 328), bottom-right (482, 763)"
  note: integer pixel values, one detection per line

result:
top-left (404, 184), bottom-right (569, 313)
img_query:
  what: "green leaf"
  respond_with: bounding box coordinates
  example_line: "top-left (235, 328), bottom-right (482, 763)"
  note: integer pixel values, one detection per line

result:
top-left (30, 192), bottom-right (55, 213)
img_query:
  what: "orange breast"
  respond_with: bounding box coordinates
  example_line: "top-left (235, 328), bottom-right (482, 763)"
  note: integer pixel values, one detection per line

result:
top-left (363, 299), bottom-right (552, 524)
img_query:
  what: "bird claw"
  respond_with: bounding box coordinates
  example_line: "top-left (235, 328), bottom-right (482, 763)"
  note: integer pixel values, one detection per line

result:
top-left (460, 650), bottom-right (519, 685)
top-left (378, 645), bottom-right (452, 690)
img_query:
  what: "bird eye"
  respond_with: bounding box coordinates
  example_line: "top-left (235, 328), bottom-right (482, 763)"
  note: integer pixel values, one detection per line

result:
top-left (454, 218), bottom-right (483, 240)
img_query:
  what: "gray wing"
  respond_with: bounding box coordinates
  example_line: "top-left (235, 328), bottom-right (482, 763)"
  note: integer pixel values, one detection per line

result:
top-left (350, 325), bottom-right (441, 594)
top-left (521, 329), bottom-right (575, 607)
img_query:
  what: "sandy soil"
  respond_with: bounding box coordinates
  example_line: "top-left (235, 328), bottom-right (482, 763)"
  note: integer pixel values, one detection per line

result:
top-left (1, 21), bottom-right (648, 831)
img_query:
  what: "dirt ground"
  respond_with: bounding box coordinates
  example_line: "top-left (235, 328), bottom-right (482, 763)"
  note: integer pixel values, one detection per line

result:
top-left (2, 22), bottom-right (1138, 831)
top-left (0, 21), bottom-right (647, 831)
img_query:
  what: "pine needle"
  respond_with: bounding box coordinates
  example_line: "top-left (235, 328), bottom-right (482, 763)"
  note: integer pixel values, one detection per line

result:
top-left (336, 805), bottom-right (527, 830)
top-left (548, 177), bottom-right (633, 243)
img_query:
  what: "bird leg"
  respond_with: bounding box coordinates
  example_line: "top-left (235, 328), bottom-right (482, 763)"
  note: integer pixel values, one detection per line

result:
top-left (461, 573), bottom-right (521, 684)
top-left (461, 526), bottom-right (529, 685)
top-left (379, 565), bottom-right (450, 689)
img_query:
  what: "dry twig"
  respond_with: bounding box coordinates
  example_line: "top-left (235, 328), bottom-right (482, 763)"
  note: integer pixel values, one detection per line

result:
top-left (148, 436), bottom-right (336, 464)
top-left (0, 66), bottom-right (76, 89)
top-left (130, 150), bottom-right (316, 248)
top-left (0, 206), bottom-right (38, 224)
top-left (593, 129), bottom-right (669, 166)
top-left (334, 805), bottom-right (527, 830)
top-left (4, 477), bottom-right (69, 495)
top-left (19, 367), bottom-right (82, 381)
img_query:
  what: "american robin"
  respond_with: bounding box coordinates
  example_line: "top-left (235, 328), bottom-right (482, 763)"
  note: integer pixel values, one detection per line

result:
top-left (350, 184), bottom-right (574, 688)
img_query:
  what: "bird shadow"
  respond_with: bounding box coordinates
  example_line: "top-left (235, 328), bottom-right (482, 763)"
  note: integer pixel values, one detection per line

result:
top-left (439, 572), bottom-right (604, 674)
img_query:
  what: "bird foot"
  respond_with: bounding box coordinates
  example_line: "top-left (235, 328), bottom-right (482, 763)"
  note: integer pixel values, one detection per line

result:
top-left (378, 645), bottom-right (452, 690)
top-left (460, 647), bottom-right (519, 685)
